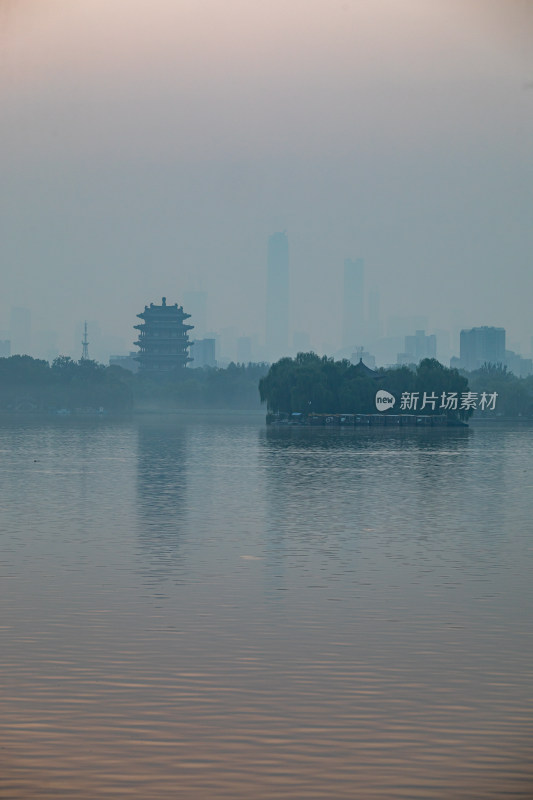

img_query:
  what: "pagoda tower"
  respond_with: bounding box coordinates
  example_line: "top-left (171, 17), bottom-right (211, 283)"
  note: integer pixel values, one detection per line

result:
top-left (134, 297), bottom-right (193, 376)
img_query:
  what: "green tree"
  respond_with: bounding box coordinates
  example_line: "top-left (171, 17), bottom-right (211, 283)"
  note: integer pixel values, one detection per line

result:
top-left (469, 363), bottom-right (533, 417)
top-left (259, 355), bottom-right (473, 421)
top-left (415, 358), bottom-right (471, 420)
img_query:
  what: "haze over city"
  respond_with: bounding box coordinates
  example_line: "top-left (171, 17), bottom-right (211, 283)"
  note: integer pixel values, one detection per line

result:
top-left (3, 5), bottom-right (533, 798)
top-left (1, 0), bottom-right (532, 361)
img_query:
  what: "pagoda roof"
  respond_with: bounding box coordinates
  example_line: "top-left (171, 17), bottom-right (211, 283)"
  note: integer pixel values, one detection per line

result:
top-left (352, 358), bottom-right (381, 378)
top-left (137, 297), bottom-right (191, 320)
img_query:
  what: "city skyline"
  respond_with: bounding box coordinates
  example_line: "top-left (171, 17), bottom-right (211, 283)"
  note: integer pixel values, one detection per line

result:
top-left (2, 220), bottom-right (531, 368)
top-left (2, 230), bottom-right (530, 363)
top-left (1, 0), bottom-right (531, 357)
top-left (2, 284), bottom-right (531, 372)
top-left (2, 228), bottom-right (531, 369)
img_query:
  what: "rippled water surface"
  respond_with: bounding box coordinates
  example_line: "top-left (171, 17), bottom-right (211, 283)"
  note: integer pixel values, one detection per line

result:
top-left (1, 415), bottom-right (532, 798)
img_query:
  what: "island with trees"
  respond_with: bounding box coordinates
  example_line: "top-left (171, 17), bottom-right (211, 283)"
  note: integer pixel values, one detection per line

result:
top-left (259, 353), bottom-right (533, 424)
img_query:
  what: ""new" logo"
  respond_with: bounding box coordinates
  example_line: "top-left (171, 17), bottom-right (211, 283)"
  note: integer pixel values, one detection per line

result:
top-left (375, 390), bottom-right (396, 411)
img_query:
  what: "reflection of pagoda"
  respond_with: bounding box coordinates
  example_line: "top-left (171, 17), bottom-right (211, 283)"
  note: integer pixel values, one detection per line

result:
top-left (134, 297), bottom-right (193, 376)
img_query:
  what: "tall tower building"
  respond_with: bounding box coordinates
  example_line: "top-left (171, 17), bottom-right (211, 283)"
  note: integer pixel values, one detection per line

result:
top-left (460, 326), bottom-right (506, 371)
top-left (183, 291), bottom-right (207, 339)
top-left (342, 258), bottom-right (364, 349)
top-left (266, 231), bottom-right (289, 362)
top-left (134, 297), bottom-right (193, 376)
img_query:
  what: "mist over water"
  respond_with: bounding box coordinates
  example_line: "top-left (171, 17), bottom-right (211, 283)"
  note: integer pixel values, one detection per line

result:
top-left (1, 415), bottom-right (532, 798)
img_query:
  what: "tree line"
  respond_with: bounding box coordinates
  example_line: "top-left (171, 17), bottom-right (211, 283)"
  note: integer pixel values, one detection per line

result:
top-left (128, 361), bottom-right (269, 411)
top-left (467, 363), bottom-right (533, 418)
top-left (0, 356), bottom-right (268, 413)
top-left (1, 353), bottom-right (532, 417)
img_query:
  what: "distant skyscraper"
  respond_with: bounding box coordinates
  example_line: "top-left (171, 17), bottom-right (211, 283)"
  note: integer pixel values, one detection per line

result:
top-left (183, 291), bottom-right (207, 339)
top-left (191, 338), bottom-right (216, 368)
top-left (266, 231), bottom-right (289, 362)
top-left (398, 330), bottom-right (437, 365)
top-left (10, 307), bottom-right (31, 355)
top-left (460, 326), bottom-right (506, 371)
top-left (434, 329), bottom-right (451, 365)
top-left (505, 350), bottom-right (532, 378)
top-left (342, 258), bottom-right (364, 348)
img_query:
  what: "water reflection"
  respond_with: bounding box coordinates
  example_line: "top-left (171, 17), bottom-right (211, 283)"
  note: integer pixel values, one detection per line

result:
top-left (258, 425), bottom-right (478, 612)
top-left (136, 418), bottom-right (189, 582)
top-left (261, 422), bottom-right (472, 449)
top-left (259, 426), bottom-right (473, 541)
top-left (1, 418), bottom-right (532, 799)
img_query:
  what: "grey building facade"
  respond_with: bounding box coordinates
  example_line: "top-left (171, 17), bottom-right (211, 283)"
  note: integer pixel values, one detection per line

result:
top-left (460, 326), bottom-right (506, 371)
top-left (191, 338), bottom-right (216, 368)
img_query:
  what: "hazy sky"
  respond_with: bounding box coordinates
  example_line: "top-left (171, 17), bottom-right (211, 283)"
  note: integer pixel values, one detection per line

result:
top-left (1, 0), bottom-right (532, 356)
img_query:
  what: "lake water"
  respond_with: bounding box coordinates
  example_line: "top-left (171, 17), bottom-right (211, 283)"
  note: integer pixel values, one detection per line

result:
top-left (1, 414), bottom-right (532, 799)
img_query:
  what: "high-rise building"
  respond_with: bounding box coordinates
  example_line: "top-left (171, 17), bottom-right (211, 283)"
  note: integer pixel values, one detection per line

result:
top-left (134, 297), bottom-right (193, 376)
top-left (10, 307), bottom-right (31, 355)
top-left (398, 330), bottom-right (437, 365)
top-left (434, 329), bottom-right (451, 366)
top-left (505, 350), bottom-right (532, 378)
top-left (459, 326), bottom-right (506, 371)
top-left (342, 258), bottom-right (364, 348)
top-left (183, 291), bottom-right (207, 339)
top-left (191, 338), bottom-right (216, 368)
top-left (266, 231), bottom-right (289, 362)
